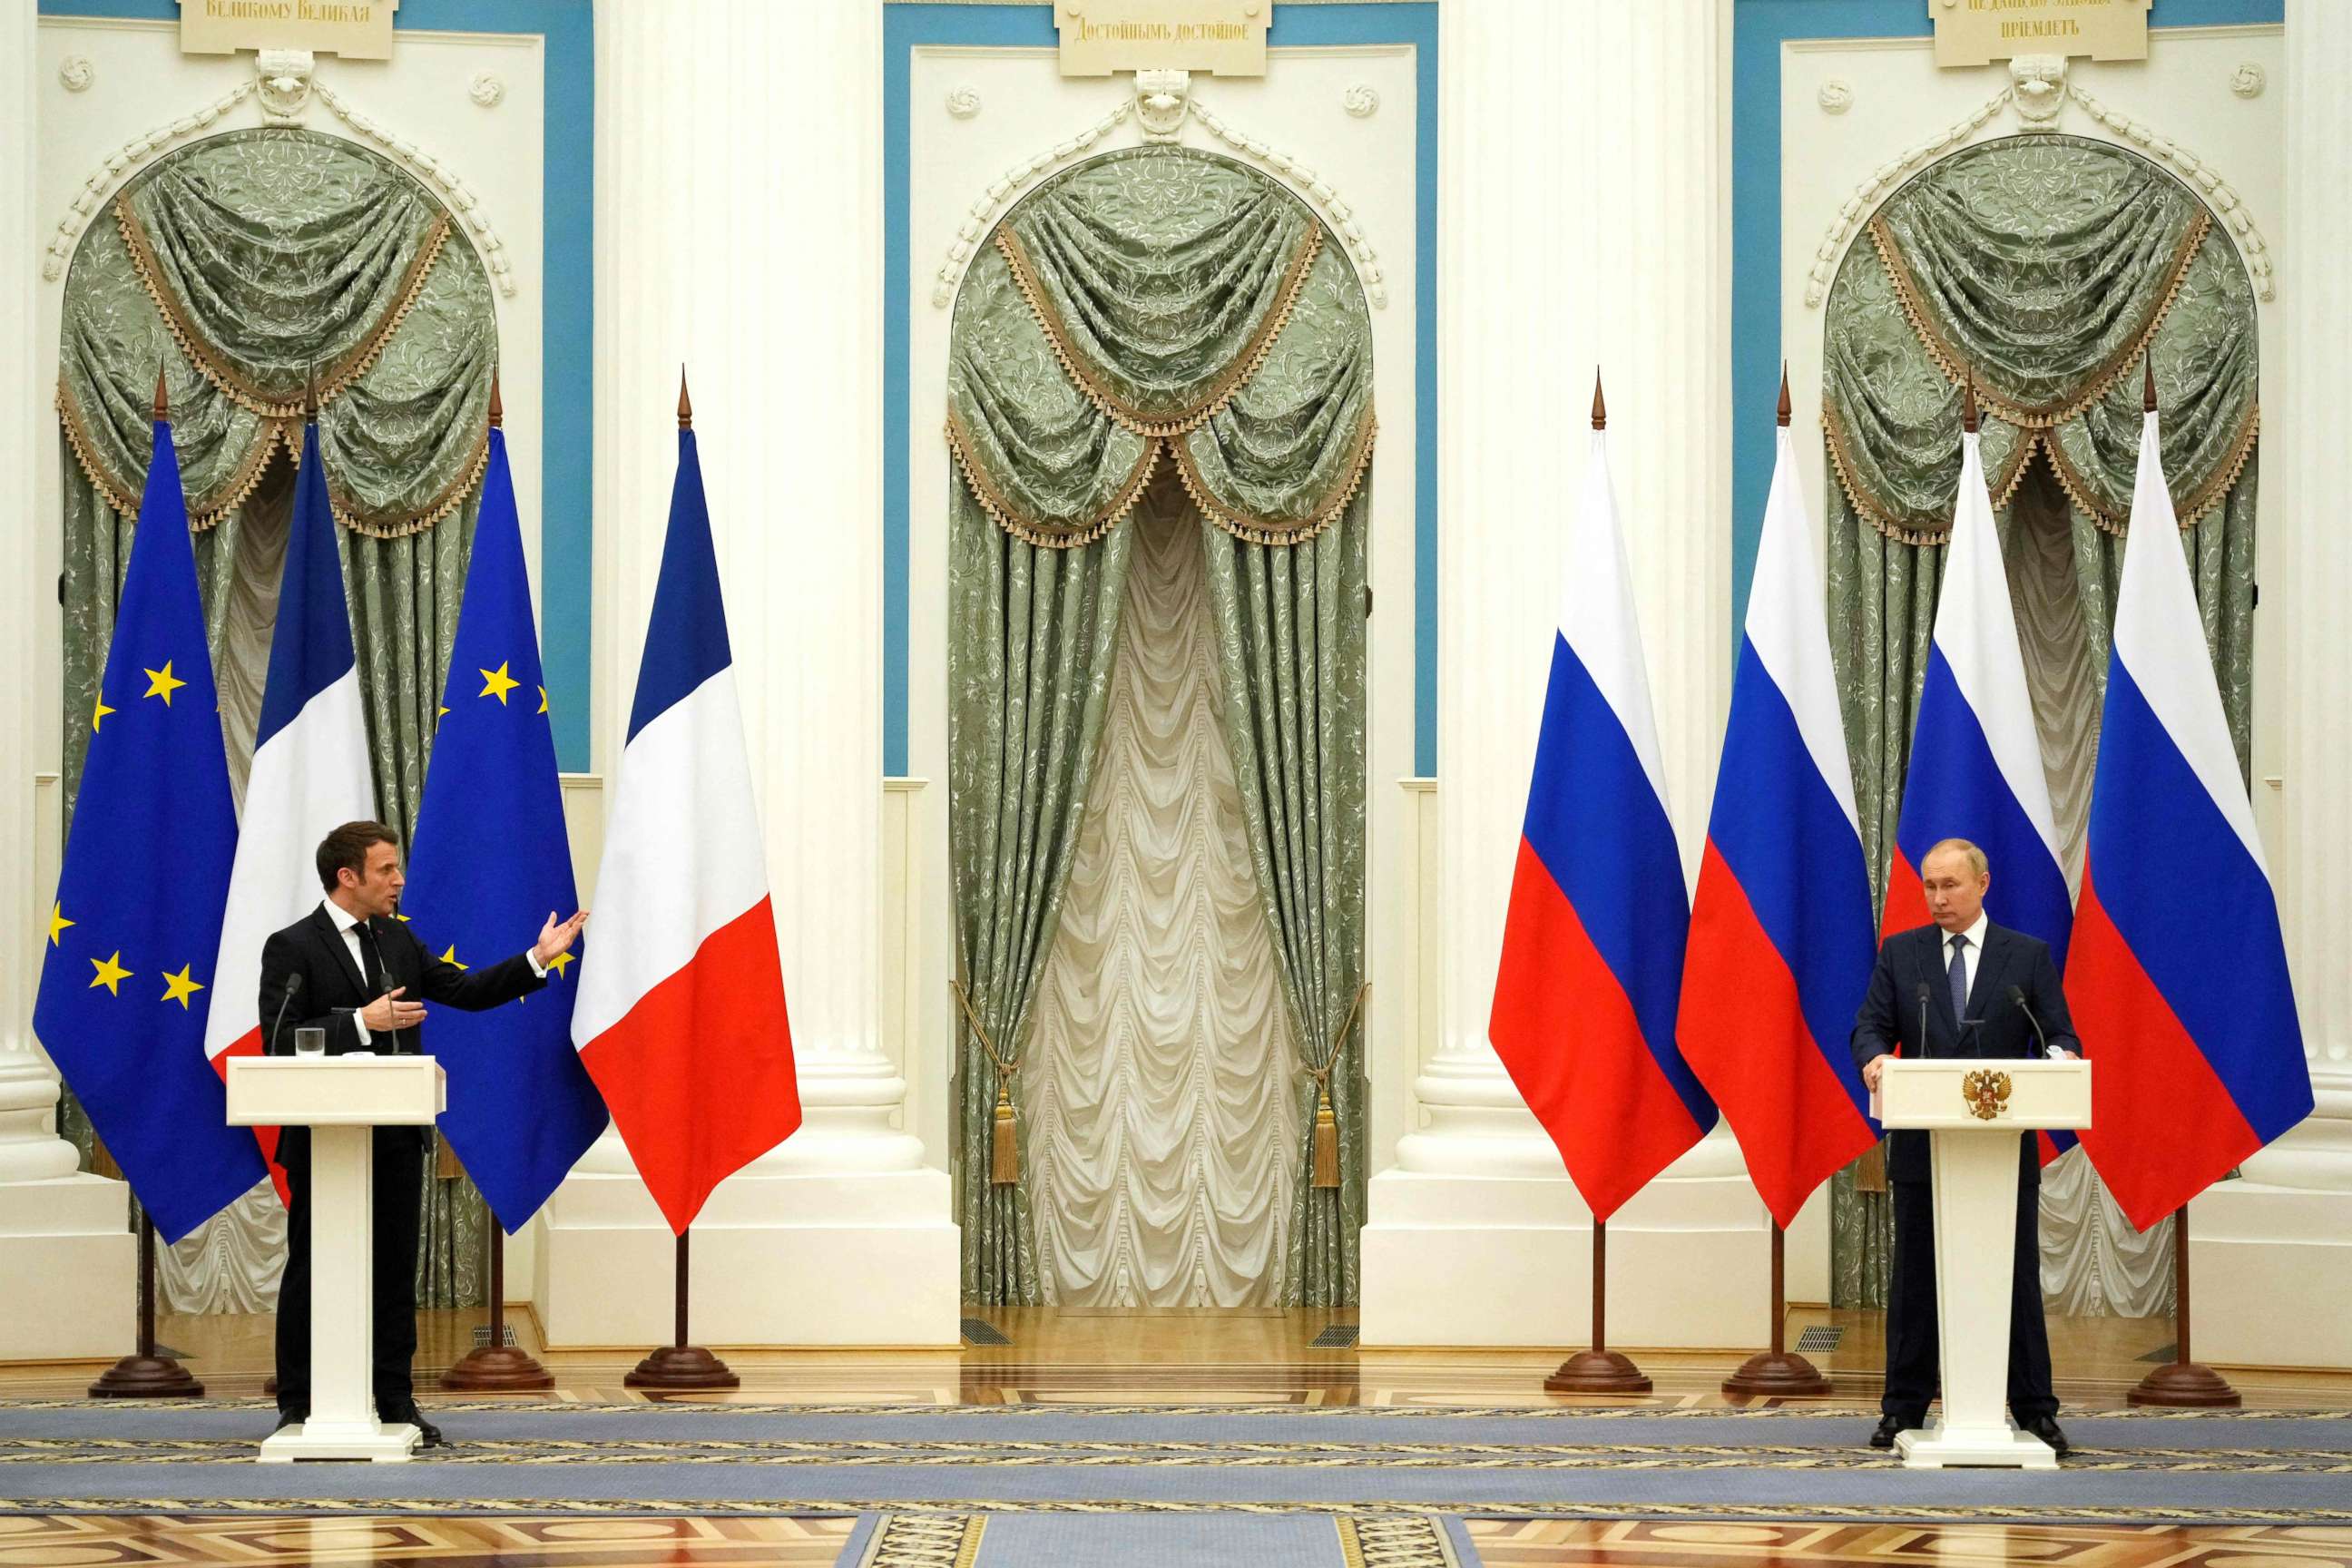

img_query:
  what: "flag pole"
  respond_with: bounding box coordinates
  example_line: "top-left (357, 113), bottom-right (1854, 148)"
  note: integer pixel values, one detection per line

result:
top-left (1719, 373), bottom-right (1833, 1402)
top-left (1544, 1217), bottom-right (1651, 1395)
top-left (2127, 1204), bottom-right (2239, 1407)
top-left (1720, 1220), bottom-right (1831, 1398)
top-left (2119, 363), bottom-right (2239, 1411)
top-left (89, 1206), bottom-right (204, 1398)
top-left (624, 1229), bottom-right (739, 1390)
top-left (86, 375), bottom-right (209, 1403)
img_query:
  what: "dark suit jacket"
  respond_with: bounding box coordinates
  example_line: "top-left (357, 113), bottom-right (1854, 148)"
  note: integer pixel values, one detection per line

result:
top-left (1849, 919), bottom-right (2079, 1184)
top-left (258, 902), bottom-right (545, 1157)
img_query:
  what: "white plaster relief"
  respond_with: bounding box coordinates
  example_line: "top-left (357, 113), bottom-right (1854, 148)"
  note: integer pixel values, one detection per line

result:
top-left (57, 55), bottom-right (93, 93)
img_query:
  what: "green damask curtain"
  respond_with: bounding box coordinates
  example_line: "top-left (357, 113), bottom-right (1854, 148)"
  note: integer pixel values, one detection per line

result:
top-left (55, 128), bottom-right (498, 1309)
top-left (947, 146), bottom-right (1376, 1305)
top-left (1820, 134), bottom-right (2259, 1307)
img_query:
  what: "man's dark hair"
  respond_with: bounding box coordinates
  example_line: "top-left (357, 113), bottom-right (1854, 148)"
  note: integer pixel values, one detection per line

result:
top-left (316, 820), bottom-right (399, 892)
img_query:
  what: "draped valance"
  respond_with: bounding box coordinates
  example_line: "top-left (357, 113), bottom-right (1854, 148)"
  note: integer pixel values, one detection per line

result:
top-left (1822, 134), bottom-right (2259, 545)
top-left (56, 128), bottom-right (496, 539)
top-left (948, 145), bottom-right (1376, 549)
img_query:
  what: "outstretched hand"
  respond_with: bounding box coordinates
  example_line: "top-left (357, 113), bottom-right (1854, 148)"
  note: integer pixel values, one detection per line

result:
top-left (534, 909), bottom-right (589, 967)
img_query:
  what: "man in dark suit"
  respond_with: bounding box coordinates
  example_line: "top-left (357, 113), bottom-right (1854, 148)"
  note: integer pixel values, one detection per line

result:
top-left (1851, 837), bottom-right (2079, 1457)
top-left (260, 820), bottom-right (586, 1446)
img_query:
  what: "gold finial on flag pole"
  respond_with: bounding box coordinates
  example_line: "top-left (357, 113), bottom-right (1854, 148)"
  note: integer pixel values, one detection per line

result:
top-left (1777, 362), bottom-right (1792, 428)
top-left (1961, 368), bottom-right (1980, 436)
top-left (1590, 368), bottom-right (1606, 432)
top-left (152, 362), bottom-right (169, 422)
top-left (2143, 354), bottom-right (2158, 415)
top-left (488, 371), bottom-right (504, 431)
top-left (677, 368), bottom-right (693, 431)
top-left (305, 361), bottom-right (319, 422)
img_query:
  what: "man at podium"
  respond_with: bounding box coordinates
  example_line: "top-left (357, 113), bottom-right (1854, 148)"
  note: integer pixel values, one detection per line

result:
top-left (1852, 838), bottom-right (2079, 1456)
top-left (259, 821), bottom-right (587, 1445)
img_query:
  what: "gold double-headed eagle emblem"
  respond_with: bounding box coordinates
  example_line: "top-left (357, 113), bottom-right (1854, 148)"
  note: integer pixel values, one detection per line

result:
top-left (1961, 1068), bottom-right (2013, 1122)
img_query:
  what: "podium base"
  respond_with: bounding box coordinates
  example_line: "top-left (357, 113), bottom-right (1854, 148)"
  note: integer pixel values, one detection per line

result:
top-left (624, 1345), bottom-right (740, 1390)
top-left (2128, 1359), bottom-right (2242, 1408)
top-left (88, 1355), bottom-right (203, 1399)
top-left (259, 1419), bottom-right (421, 1464)
top-left (1544, 1351), bottom-right (1651, 1395)
top-left (1720, 1350), bottom-right (1833, 1399)
top-left (1895, 1416), bottom-right (2058, 1469)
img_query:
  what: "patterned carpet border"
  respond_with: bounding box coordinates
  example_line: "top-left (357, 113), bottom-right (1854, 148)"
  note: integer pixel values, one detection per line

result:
top-left (8, 1496), bottom-right (2352, 1525)
top-left (8, 1397), bottom-right (2347, 1420)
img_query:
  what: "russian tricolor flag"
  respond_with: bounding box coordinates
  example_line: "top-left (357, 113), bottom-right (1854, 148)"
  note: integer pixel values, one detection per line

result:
top-left (1679, 412), bottom-right (1879, 1229)
top-left (2072, 402), bottom-right (2309, 1232)
top-left (572, 397), bottom-right (802, 1235)
top-left (205, 416), bottom-right (377, 1183)
top-left (1490, 394), bottom-right (1714, 1222)
top-left (1886, 406), bottom-right (2074, 1159)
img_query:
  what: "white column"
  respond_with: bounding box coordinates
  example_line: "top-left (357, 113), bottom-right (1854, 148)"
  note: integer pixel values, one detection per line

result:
top-left (536, 0), bottom-right (956, 1348)
top-left (1363, 0), bottom-right (1753, 1348)
top-left (0, 3), bottom-right (136, 1362)
top-left (2190, 0), bottom-right (2352, 1369)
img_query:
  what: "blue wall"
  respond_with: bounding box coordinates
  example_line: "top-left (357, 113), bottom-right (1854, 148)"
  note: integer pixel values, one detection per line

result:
top-left (39, 0), bottom-right (596, 768)
top-left (1729, 0), bottom-right (2283, 638)
top-left (884, 3), bottom-right (1441, 775)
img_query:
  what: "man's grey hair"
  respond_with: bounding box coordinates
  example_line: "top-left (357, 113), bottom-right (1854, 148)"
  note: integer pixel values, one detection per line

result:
top-left (1923, 838), bottom-right (1989, 879)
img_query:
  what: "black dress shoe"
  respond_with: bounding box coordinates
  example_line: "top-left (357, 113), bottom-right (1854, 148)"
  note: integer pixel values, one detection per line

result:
top-left (272, 1407), bottom-right (308, 1435)
top-left (2024, 1414), bottom-right (2070, 1456)
top-left (412, 1416), bottom-right (446, 1448)
top-left (1868, 1415), bottom-right (1904, 1449)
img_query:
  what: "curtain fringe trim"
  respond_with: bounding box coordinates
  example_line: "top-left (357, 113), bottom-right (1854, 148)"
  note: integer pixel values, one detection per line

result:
top-left (994, 220), bottom-right (1325, 439)
top-left (1821, 401), bottom-right (2256, 546)
top-left (1866, 206), bottom-right (2211, 431)
top-left (114, 191), bottom-right (456, 421)
top-left (1170, 407), bottom-right (1377, 548)
top-left (945, 408), bottom-right (1160, 550)
top-left (55, 380), bottom-right (489, 539)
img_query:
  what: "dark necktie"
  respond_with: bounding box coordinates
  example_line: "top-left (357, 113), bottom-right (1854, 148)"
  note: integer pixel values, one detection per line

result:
top-left (1947, 933), bottom-right (1970, 1026)
top-left (357, 920), bottom-right (385, 997)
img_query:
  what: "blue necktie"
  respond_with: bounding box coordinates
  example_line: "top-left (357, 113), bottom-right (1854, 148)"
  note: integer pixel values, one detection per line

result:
top-left (1947, 934), bottom-right (1970, 1028)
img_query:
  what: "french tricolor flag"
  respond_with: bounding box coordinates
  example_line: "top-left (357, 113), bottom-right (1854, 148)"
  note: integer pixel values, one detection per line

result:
top-left (1886, 398), bottom-right (2074, 1158)
top-left (205, 418), bottom-right (377, 1169)
top-left (572, 397), bottom-right (801, 1235)
top-left (2071, 397), bottom-right (2309, 1232)
top-left (1679, 407), bottom-right (1879, 1229)
top-left (1490, 387), bottom-right (1714, 1221)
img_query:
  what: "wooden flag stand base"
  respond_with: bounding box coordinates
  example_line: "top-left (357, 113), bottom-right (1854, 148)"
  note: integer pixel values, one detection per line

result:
top-left (441, 1227), bottom-right (554, 1392)
top-left (2128, 1207), bottom-right (2239, 1408)
top-left (1722, 1222), bottom-right (1832, 1399)
top-left (624, 1231), bottom-right (739, 1391)
top-left (90, 1213), bottom-right (204, 1398)
top-left (1544, 1220), bottom-right (1651, 1396)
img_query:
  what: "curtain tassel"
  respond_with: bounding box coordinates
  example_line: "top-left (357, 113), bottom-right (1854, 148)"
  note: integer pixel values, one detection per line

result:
top-left (1312, 1087), bottom-right (1339, 1190)
top-left (991, 1085), bottom-right (1020, 1186)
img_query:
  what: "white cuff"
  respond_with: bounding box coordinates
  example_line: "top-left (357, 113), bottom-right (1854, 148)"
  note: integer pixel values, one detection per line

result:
top-left (349, 1009), bottom-right (371, 1046)
top-left (524, 948), bottom-right (547, 978)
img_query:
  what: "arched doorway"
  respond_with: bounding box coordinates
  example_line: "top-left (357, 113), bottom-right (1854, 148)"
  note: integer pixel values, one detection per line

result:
top-left (1818, 132), bottom-right (2260, 1316)
top-left (54, 125), bottom-right (500, 1315)
top-left (945, 145), bottom-right (1376, 1308)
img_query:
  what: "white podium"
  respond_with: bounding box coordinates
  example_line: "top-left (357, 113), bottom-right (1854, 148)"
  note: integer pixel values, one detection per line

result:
top-left (1872, 1058), bottom-right (2090, 1469)
top-left (227, 1055), bottom-right (445, 1463)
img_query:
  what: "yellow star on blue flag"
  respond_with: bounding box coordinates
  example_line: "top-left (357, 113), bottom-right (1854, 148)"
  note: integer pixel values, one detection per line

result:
top-left (34, 407), bottom-right (268, 1242)
top-left (403, 419), bottom-right (605, 1232)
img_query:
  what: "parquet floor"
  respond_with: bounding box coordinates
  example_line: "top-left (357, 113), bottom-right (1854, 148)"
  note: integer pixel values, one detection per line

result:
top-left (5, 1306), bottom-right (2348, 1565)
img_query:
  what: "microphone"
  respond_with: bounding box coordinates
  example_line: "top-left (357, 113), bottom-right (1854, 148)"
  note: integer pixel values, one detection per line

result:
top-left (269, 973), bottom-right (303, 1056)
top-left (1916, 981), bottom-right (1934, 1061)
top-left (2007, 983), bottom-right (2066, 1060)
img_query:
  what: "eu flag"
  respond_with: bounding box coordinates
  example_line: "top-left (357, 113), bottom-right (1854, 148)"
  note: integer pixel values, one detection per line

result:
top-left (33, 408), bottom-right (270, 1242)
top-left (403, 417), bottom-right (607, 1232)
